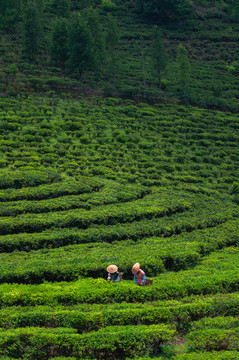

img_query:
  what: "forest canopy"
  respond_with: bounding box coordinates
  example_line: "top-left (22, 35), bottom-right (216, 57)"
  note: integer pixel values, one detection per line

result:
top-left (135, 0), bottom-right (192, 21)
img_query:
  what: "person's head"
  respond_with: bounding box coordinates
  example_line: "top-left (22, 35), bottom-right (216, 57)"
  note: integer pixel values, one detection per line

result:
top-left (132, 262), bottom-right (140, 275)
top-left (107, 264), bottom-right (118, 274)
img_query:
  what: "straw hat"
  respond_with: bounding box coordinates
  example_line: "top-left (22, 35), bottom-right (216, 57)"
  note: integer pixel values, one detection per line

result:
top-left (107, 264), bottom-right (118, 273)
top-left (132, 262), bottom-right (140, 273)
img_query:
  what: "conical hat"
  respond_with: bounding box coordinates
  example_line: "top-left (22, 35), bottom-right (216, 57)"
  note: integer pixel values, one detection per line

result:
top-left (132, 262), bottom-right (140, 271)
top-left (107, 264), bottom-right (118, 273)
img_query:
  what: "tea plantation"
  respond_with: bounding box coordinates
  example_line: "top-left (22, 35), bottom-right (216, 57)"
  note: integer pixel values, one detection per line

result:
top-left (1, 0), bottom-right (239, 358)
top-left (0, 94), bottom-right (238, 359)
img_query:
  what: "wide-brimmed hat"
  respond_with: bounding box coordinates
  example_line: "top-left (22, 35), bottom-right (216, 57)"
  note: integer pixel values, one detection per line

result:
top-left (132, 262), bottom-right (140, 273)
top-left (107, 264), bottom-right (118, 273)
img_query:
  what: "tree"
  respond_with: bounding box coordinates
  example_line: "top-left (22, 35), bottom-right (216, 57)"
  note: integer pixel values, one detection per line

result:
top-left (67, 13), bottom-right (95, 77)
top-left (71, 0), bottom-right (93, 11)
top-left (105, 14), bottom-right (119, 52)
top-left (227, 0), bottom-right (239, 22)
top-left (136, 0), bottom-right (192, 22)
top-left (151, 26), bottom-right (168, 88)
top-left (50, 17), bottom-right (69, 68)
top-left (140, 35), bottom-right (146, 85)
top-left (101, 0), bottom-right (117, 12)
top-left (82, 7), bottom-right (105, 68)
top-left (105, 14), bottom-right (119, 82)
top-left (0, 0), bottom-right (19, 32)
top-left (57, 0), bottom-right (71, 18)
top-left (177, 44), bottom-right (190, 100)
top-left (22, 2), bottom-right (41, 62)
top-left (135, 0), bottom-right (144, 14)
top-left (227, 61), bottom-right (239, 75)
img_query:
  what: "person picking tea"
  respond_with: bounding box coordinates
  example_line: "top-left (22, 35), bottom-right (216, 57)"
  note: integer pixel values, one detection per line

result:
top-left (132, 262), bottom-right (146, 286)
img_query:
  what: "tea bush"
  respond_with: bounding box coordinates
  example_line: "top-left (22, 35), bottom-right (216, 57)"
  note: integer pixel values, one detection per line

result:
top-left (0, 93), bottom-right (238, 358)
top-left (0, 324), bottom-right (176, 359)
top-left (186, 328), bottom-right (239, 351)
top-left (0, 183), bottom-right (150, 217)
top-left (172, 351), bottom-right (239, 360)
top-left (0, 294), bottom-right (238, 333)
top-left (0, 248), bottom-right (238, 304)
top-left (0, 178), bottom-right (103, 202)
top-left (0, 170), bottom-right (62, 189)
top-left (0, 223), bottom-right (238, 283)
top-left (0, 195), bottom-right (192, 235)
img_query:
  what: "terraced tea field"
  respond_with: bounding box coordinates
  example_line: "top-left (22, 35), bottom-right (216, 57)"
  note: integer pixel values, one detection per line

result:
top-left (0, 95), bottom-right (238, 359)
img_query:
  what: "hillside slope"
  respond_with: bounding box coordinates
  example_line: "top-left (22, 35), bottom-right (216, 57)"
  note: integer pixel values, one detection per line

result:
top-left (0, 94), bottom-right (238, 358)
top-left (1, 0), bottom-right (239, 111)
top-left (0, 0), bottom-right (239, 359)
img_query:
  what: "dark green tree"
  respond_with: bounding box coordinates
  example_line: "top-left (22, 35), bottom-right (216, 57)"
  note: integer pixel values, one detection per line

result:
top-left (105, 14), bottom-right (119, 51)
top-left (82, 7), bottom-right (105, 68)
top-left (135, 0), bottom-right (144, 14)
top-left (151, 26), bottom-right (168, 88)
top-left (67, 13), bottom-right (95, 77)
top-left (136, 0), bottom-right (192, 22)
top-left (57, 0), bottom-right (71, 18)
top-left (0, 0), bottom-right (19, 32)
top-left (140, 35), bottom-right (146, 85)
top-left (50, 17), bottom-right (69, 67)
top-left (22, 2), bottom-right (41, 62)
top-left (177, 44), bottom-right (190, 99)
top-left (227, 0), bottom-right (239, 22)
top-left (71, 0), bottom-right (93, 11)
top-left (105, 14), bottom-right (119, 82)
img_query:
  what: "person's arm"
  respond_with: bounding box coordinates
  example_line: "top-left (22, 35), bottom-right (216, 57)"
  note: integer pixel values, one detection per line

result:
top-left (134, 275), bottom-right (138, 284)
top-left (107, 273), bottom-right (111, 281)
top-left (115, 271), bottom-right (120, 282)
top-left (141, 275), bottom-right (146, 284)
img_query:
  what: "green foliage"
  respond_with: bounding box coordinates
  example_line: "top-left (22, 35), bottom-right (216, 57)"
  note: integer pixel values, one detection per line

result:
top-left (82, 7), bottom-right (105, 67)
top-left (0, 0), bottom-right (18, 31)
top-left (57, 0), bottom-right (71, 18)
top-left (67, 13), bottom-right (95, 76)
top-left (71, 0), bottom-right (93, 10)
top-left (0, 193), bottom-right (237, 253)
top-left (105, 14), bottom-right (119, 51)
top-left (0, 182), bottom-right (149, 217)
top-left (151, 26), bottom-right (168, 87)
top-left (22, 2), bottom-right (41, 62)
top-left (104, 14), bottom-right (120, 81)
top-left (177, 44), bottom-right (190, 96)
top-left (0, 92), bottom-right (238, 359)
top-left (230, 181), bottom-right (239, 195)
top-left (101, 0), bottom-right (117, 11)
top-left (191, 316), bottom-right (239, 331)
top-left (0, 293), bottom-right (238, 331)
top-left (0, 170), bottom-right (61, 189)
top-left (0, 248), bottom-right (238, 305)
top-left (0, 324), bottom-right (175, 359)
top-left (227, 0), bottom-right (239, 22)
top-left (50, 17), bottom-right (69, 67)
top-left (226, 61), bottom-right (239, 75)
top-left (135, 0), bottom-right (192, 21)
top-left (187, 328), bottom-right (239, 351)
top-left (0, 177), bottom-right (102, 202)
top-left (0, 192), bottom-right (192, 235)
top-left (173, 351), bottom-right (239, 359)
top-left (0, 221), bottom-right (238, 283)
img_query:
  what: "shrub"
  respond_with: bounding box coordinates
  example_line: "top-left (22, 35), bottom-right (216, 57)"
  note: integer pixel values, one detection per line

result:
top-left (0, 324), bottom-right (175, 358)
top-left (0, 170), bottom-right (62, 189)
top-left (101, 0), bottom-right (117, 12)
top-left (230, 181), bottom-right (239, 195)
top-left (173, 351), bottom-right (239, 359)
